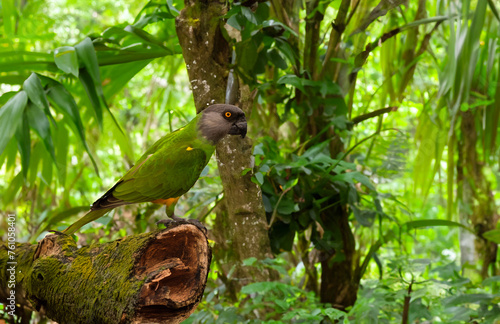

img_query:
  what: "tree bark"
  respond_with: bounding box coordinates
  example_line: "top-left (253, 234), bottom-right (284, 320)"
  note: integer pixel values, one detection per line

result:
top-left (318, 197), bottom-right (358, 310)
top-left (213, 94), bottom-right (277, 296)
top-left (273, 0), bottom-right (360, 310)
top-left (0, 224), bottom-right (211, 324)
top-left (175, 0), bottom-right (276, 297)
top-left (458, 110), bottom-right (499, 277)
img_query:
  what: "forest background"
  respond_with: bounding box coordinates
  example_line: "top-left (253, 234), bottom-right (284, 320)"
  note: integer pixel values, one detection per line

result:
top-left (0, 0), bottom-right (499, 323)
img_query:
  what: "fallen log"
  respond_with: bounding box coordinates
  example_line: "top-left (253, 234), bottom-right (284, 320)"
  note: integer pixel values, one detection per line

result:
top-left (0, 224), bottom-right (211, 323)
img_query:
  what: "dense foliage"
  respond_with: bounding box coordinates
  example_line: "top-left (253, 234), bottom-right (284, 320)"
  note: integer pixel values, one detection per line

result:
top-left (1, 0), bottom-right (499, 323)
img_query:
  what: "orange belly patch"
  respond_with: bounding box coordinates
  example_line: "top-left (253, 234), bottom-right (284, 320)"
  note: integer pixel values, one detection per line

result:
top-left (152, 197), bottom-right (180, 207)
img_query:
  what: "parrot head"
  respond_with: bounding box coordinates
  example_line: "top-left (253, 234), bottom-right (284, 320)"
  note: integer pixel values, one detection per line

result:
top-left (199, 104), bottom-right (247, 144)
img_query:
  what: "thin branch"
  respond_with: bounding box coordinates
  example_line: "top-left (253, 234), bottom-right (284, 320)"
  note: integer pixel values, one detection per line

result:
top-left (345, 0), bottom-right (361, 27)
top-left (401, 280), bottom-right (413, 324)
top-left (303, 0), bottom-right (324, 79)
top-left (319, 0), bottom-right (351, 80)
top-left (351, 106), bottom-right (398, 125)
top-left (267, 187), bottom-right (292, 229)
top-left (198, 193), bottom-right (224, 222)
top-left (355, 230), bottom-right (394, 281)
top-left (348, 17), bottom-right (449, 83)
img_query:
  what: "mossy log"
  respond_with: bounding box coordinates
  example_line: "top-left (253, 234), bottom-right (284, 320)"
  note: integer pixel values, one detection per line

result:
top-left (0, 224), bottom-right (211, 323)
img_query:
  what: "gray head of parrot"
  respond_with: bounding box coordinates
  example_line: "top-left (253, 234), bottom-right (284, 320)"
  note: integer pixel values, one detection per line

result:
top-left (198, 104), bottom-right (247, 144)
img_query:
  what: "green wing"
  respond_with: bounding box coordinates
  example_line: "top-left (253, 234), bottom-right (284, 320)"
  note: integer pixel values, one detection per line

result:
top-left (112, 144), bottom-right (208, 203)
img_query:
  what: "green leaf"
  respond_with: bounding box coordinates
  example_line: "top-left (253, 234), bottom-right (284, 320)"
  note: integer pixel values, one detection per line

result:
top-left (101, 59), bottom-right (152, 98)
top-left (403, 16), bottom-right (454, 30)
top-left (274, 299), bottom-right (289, 311)
top-left (3, 172), bottom-right (23, 205)
top-left (482, 276), bottom-right (500, 287)
top-left (275, 38), bottom-right (298, 65)
top-left (41, 147), bottom-right (53, 187)
top-left (282, 178), bottom-right (298, 191)
top-left (15, 111), bottom-right (31, 180)
top-left (241, 6), bottom-right (259, 25)
top-left (484, 53), bottom-right (500, 158)
top-left (241, 282), bottom-right (277, 294)
top-left (2, 0), bottom-right (16, 36)
top-left (488, 0), bottom-right (500, 22)
top-left (29, 143), bottom-right (42, 186)
top-left (75, 37), bottom-right (125, 136)
top-left (319, 80), bottom-right (342, 97)
top-left (267, 48), bottom-right (287, 70)
top-left (46, 82), bottom-right (99, 176)
top-left (413, 111), bottom-right (446, 197)
top-left (75, 38), bottom-right (101, 89)
top-left (79, 69), bottom-right (103, 129)
top-left (324, 308), bottom-right (345, 320)
top-left (443, 293), bottom-right (493, 307)
top-left (403, 219), bottom-right (475, 233)
top-left (133, 12), bottom-right (175, 29)
top-left (447, 133), bottom-right (455, 220)
top-left (0, 135), bottom-right (15, 171)
top-left (55, 124), bottom-right (69, 186)
top-left (46, 83), bottom-right (83, 132)
top-left (54, 46), bottom-right (79, 77)
top-left (352, 172), bottom-right (376, 191)
top-left (352, 206), bottom-right (376, 227)
top-left (482, 229), bottom-right (500, 244)
top-left (277, 75), bottom-right (308, 92)
top-left (225, 5), bottom-right (243, 30)
top-left (241, 168), bottom-right (252, 176)
top-left (254, 172), bottom-right (264, 185)
top-left (26, 102), bottom-right (57, 163)
top-left (242, 257), bottom-right (258, 266)
top-left (23, 73), bottom-right (53, 122)
top-left (0, 91), bottom-right (28, 154)
top-left (330, 172), bottom-right (356, 185)
top-left (277, 198), bottom-right (297, 215)
top-left (166, 0), bottom-right (180, 16)
top-left (236, 37), bottom-right (259, 72)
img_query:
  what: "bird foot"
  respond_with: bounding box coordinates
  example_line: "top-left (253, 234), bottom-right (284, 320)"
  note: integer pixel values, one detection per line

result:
top-left (156, 216), bottom-right (207, 235)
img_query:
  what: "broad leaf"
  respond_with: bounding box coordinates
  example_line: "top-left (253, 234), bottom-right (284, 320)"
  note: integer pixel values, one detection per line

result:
top-left (403, 219), bottom-right (474, 233)
top-left (79, 69), bottom-right (103, 129)
top-left (46, 81), bottom-right (99, 175)
top-left (482, 229), bottom-right (500, 244)
top-left (76, 37), bottom-right (124, 135)
top-left (23, 73), bottom-right (53, 121)
top-left (75, 38), bottom-right (102, 89)
top-left (26, 102), bottom-right (57, 163)
top-left (15, 111), bottom-right (31, 180)
top-left (54, 46), bottom-right (79, 77)
top-left (0, 91), bottom-right (28, 154)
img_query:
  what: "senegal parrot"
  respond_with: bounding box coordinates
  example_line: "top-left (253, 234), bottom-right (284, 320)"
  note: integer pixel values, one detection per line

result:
top-left (62, 104), bottom-right (247, 234)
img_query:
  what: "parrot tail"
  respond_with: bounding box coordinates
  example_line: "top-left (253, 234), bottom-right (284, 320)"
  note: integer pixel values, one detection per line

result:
top-left (62, 208), bottom-right (113, 235)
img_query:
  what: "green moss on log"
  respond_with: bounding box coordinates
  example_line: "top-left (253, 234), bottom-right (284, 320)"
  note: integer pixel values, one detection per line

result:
top-left (26, 232), bottom-right (154, 323)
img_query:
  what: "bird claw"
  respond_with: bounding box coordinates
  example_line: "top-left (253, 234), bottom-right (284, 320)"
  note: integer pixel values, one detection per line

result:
top-left (156, 217), bottom-right (207, 235)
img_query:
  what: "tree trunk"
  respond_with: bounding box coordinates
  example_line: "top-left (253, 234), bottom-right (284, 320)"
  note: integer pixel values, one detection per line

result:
top-left (318, 196), bottom-right (358, 310)
top-left (0, 225), bottom-right (211, 323)
top-left (175, 0), bottom-right (275, 297)
top-left (214, 86), bottom-right (277, 296)
top-left (458, 110), bottom-right (499, 277)
top-left (272, 0), bottom-right (360, 309)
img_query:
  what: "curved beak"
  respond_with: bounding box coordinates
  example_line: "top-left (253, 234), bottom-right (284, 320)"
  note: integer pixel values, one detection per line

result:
top-left (229, 119), bottom-right (247, 138)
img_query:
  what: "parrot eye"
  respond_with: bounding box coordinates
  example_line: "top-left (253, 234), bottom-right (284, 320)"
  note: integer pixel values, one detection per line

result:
top-left (224, 111), bottom-right (232, 118)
